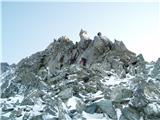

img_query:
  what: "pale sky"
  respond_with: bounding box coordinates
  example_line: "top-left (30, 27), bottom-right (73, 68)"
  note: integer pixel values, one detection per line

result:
top-left (1, 1), bottom-right (160, 64)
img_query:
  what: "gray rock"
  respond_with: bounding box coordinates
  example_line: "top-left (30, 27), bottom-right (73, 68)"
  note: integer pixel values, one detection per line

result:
top-left (151, 58), bottom-right (160, 77)
top-left (144, 117), bottom-right (160, 120)
top-left (30, 114), bottom-right (43, 120)
top-left (130, 84), bottom-right (148, 110)
top-left (79, 29), bottom-right (91, 50)
top-left (21, 98), bottom-right (34, 105)
top-left (1, 82), bottom-right (19, 98)
top-left (57, 100), bottom-right (72, 120)
top-left (111, 87), bottom-right (133, 103)
top-left (24, 106), bottom-right (32, 112)
top-left (93, 36), bottom-right (111, 55)
top-left (144, 102), bottom-right (160, 117)
top-left (155, 74), bottom-right (160, 81)
top-left (128, 65), bottom-right (136, 76)
top-left (44, 106), bottom-right (57, 116)
top-left (91, 62), bottom-right (111, 73)
top-left (58, 88), bottom-right (73, 100)
top-left (96, 99), bottom-right (117, 119)
top-left (1, 30), bottom-right (160, 120)
top-left (135, 54), bottom-right (146, 74)
top-left (75, 98), bottom-right (85, 113)
top-left (130, 96), bottom-right (148, 110)
top-left (112, 40), bottom-right (128, 52)
top-left (144, 80), bottom-right (160, 102)
top-left (2, 103), bottom-right (14, 112)
top-left (85, 103), bottom-right (98, 114)
top-left (120, 107), bottom-right (140, 120)
top-left (22, 113), bottom-right (30, 120)
top-left (15, 108), bottom-right (22, 117)
top-left (111, 59), bottom-right (126, 78)
top-left (1, 116), bottom-right (10, 120)
top-left (0, 62), bottom-right (10, 73)
top-left (79, 29), bottom-right (90, 41)
top-left (119, 115), bottom-right (128, 120)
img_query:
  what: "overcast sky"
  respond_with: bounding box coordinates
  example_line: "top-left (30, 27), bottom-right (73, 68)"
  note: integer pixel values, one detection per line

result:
top-left (1, 1), bottom-right (160, 64)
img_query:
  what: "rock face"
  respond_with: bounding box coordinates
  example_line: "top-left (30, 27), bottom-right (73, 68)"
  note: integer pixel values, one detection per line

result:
top-left (0, 62), bottom-right (10, 74)
top-left (0, 29), bottom-right (160, 120)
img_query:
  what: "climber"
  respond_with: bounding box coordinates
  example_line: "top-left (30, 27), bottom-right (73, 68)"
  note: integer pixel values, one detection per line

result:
top-left (80, 57), bottom-right (87, 66)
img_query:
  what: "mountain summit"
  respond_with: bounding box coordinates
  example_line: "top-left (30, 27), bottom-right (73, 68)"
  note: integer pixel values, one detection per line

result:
top-left (1, 30), bottom-right (160, 120)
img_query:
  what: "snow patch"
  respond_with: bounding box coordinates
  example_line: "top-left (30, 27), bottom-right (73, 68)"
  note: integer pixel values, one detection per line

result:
top-left (148, 102), bottom-right (160, 113)
top-left (67, 96), bottom-right (79, 110)
top-left (82, 111), bottom-right (110, 120)
top-left (1, 112), bottom-right (11, 117)
top-left (101, 75), bottom-right (130, 86)
top-left (116, 108), bottom-right (122, 120)
top-left (43, 113), bottom-right (56, 119)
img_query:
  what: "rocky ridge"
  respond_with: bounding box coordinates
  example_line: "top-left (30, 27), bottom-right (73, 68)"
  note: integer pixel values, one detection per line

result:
top-left (0, 29), bottom-right (160, 120)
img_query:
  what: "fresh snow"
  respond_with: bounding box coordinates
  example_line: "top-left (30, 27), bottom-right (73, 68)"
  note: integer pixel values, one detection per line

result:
top-left (93, 91), bottom-right (103, 98)
top-left (101, 73), bottom-right (130, 86)
top-left (148, 102), bottom-right (160, 113)
top-left (43, 113), bottom-right (56, 119)
top-left (0, 95), bottom-right (24, 104)
top-left (67, 96), bottom-right (79, 110)
top-left (82, 111), bottom-right (110, 120)
top-left (116, 108), bottom-right (122, 120)
top-left (1, 112), bottom-right (11, 117)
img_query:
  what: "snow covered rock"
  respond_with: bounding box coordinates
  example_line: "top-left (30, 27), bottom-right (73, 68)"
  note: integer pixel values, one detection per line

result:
top-left (144, 102), bottom-right (160, 118)
top-left (58, 88), bottom-right (73, 100)
top-left (111, 87), bottom-right (133, 103)
top-left (0, 30), bottom-right (160, 120)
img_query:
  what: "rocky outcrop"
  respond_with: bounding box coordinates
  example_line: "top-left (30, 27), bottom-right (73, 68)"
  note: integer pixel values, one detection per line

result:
top-left (0, 29), bottom-right (160, 120)
top-left (0, 62), bottom-right (10, 74)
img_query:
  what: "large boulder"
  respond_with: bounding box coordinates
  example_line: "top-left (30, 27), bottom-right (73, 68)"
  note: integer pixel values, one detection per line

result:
top-left (120, 107), bottom-right (140, 120)
top-left (144, 80), bottom-right (160, 102)
top-left (0, 62), bottom-right (10, 74)
top-left (111, 87), bottom-right (133, 103)
top-left (67, 96), bottom-right (85, 114)
top-left (30, 115), bottom-right (43, 120)
top-left (79, 29), bottom-right (92, 50)
top-left (128, 65), bottom-right (136, 76)
top-left (151, 58), bottom-right (160, 78)
top-left (21, 98), bottom-right (34, 106)
top-left (1, 82), bottom-right (19, 98)
top-left (44, 106), bottom-right (57, 116)
top-left (1, 116), bottom-right (10, 120)
top-left (58, 88), bottom-right (73, 100)
top-left (79, 29), bottom-right (90, 41)
top-left (90, 63), bottom-right (111, 77)
top-left (85, 103), bottom-right (98, 114)
top-left (111, 59), bottom-right (126, 78)
top-left (135, 54), bottom-right (146, 74)
top-left (112, 40), bottom-right (128, 52)
top-left (129, 85), bottom-right (148, 110)
top-left (1, 103), bottom-right (14, 112)
top-left (96, 99), bottom-right (117, 120)
top-left (144, 102), bottom-right (160, 118)
top-left (85, 99), bottom-right (117, 119)
top-left (93, 36), bottom-right (111, 55)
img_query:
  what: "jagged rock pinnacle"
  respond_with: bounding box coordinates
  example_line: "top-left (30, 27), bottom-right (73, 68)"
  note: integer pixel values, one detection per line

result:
top-left (79, 29), bottom-right (90, 40)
